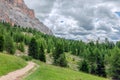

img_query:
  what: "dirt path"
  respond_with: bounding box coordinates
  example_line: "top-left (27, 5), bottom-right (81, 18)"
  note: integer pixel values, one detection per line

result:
top-left (0, 62), bottom-right (36, 80)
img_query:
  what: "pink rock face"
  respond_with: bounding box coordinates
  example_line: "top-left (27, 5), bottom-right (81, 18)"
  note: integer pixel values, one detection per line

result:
top-left (6, 0), bottom-right (23, 5)
top-left (17, 0), bottom-right (23, 4)
top-left (28, 9), bottom-right (35, 19)
top-left (0, 0), bottom-right (52, 34)
top-left (1, 0), bottom-right (35, 19)
top-left (18, 0), bottom-right (35, 19)
top-left (6, 0), bottom-right (35, 19)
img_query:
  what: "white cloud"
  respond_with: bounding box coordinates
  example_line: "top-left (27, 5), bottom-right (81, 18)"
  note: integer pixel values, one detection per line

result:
top-left (24, 0), bottom-right (120, 41)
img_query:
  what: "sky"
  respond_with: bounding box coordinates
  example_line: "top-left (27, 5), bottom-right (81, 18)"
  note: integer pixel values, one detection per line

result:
top-left (24, 0), bottom-right (120, 42)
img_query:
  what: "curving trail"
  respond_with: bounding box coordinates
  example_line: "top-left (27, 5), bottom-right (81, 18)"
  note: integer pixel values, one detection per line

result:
top-left (0, 62), bottom-right (36, 80)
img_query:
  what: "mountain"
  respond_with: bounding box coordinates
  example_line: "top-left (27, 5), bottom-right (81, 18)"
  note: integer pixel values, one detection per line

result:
top-left (0, 0), bottom-right (52, 35)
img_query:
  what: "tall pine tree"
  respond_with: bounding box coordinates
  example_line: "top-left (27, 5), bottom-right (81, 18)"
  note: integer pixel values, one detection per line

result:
top-left (4, 35), bottom-right (15, 54)
top-left (28, 37), bottom-right (38, 59)
top-left (0, 35), bottom-right (4, 52)
top-left (53, 42), bottom-right (67, 67)
top-left (38, 44), bottom-right (46, 62)
top-left (108, 47), bottom-right (120, 80)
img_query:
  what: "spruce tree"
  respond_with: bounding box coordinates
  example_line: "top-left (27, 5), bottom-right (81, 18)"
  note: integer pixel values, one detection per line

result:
top-left (96, 54), bottom-right (106, 77)
top-left (28, 37), bottom-right (38, 59)
top-left (53, 42), bottom-right (67, 67)
top-left (78, 60), bottom-right (89, 73)
top-left (53, 42), bottom-right (64, 65)
top-left (4, 35), bottom-right (15, 54)
top-left (58, 53), bottom-right (67, 67)
top-left (108, 48), bottom-right (120, 80)
top-left (93, 48), bottom-right (106, 77)
top-left (0, 35), bottom-right (4, 52)
top-left (38, 44), bottom-right (46, 62)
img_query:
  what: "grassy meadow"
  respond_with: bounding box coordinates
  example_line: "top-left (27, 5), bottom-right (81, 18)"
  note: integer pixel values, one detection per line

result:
top-left (0, 53), bottom-right (27, 76)
top-left (24, 60), bottom-right (108, 80)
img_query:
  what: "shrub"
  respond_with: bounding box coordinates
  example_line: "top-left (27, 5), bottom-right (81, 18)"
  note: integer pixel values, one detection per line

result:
top-left (20, 55), bottom-right (32, 61)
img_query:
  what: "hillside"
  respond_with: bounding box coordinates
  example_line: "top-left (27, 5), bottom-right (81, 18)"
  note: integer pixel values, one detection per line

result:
top-left (0, 0), bottom-right (52, 34)
top-left (0, 22), bottom-right (119, 79)
top-left (0, 53), bottom-right (108, 80)
top-left (24, 60), bottom-right (108, 80)
top-left (0, 53), bottom-right (27, 76)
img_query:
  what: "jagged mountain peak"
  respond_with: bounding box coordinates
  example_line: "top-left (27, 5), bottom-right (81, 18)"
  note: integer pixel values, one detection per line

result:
top-left (0, 0), bottom-right (52, 35)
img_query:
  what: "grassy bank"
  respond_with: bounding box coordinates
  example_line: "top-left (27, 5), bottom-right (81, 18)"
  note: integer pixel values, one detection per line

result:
top-left (0, 53), bottom-right (27, 76)
top-left (24, 60), bottom-right (108, 80)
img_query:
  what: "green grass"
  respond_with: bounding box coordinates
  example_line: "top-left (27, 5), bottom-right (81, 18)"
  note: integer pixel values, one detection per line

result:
top-left (0, 53), bottom-right (27, 76)
top-left (24, 60), bottom-right (108, 80)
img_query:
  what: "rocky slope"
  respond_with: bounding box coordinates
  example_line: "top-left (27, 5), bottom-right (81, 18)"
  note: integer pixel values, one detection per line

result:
top-left (0, 0), bottom-right (52, 34)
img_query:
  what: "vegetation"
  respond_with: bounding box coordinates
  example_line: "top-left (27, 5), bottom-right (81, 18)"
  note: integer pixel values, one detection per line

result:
top-left (38, 44), bottom-right (46, 62)
top-left (107, 47), bottom-right (120, 80)
top-left (28, 37), bottom-right (38, 59)
top-left (28, 37), bottom-right (46, 62)
top-left (53, 42), bottom-right (67, 67)
top-left (24, 60), bottom-right (108, 80)
top-left (0, 53), bottom-right (26, 76)
top-left (0, 35), bottom-right (4, 52)
top-left (4, 35), bottom-right (16, 54)
top-left (17, 42), bottom-right (25, 52)
top-left (0, 22), bottom-right (120, 79)
top-left (20, 55), bottom-right (32, 61)
top-left (78, 60), bottom-right (89, 73)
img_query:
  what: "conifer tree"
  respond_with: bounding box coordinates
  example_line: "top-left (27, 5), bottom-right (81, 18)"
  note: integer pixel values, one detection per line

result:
top-left (53, 42), bottom-right (67, 67)
top-left (58, 53), bottom-right (67, 67)
top-left (0, 35), bottom-right (4, 52)
top-left (4, 35), bottom-right (15, 54)
top-left (108, 48), bottom-right (120, 80)
top-left (96, 53), bottom-right (106, 77)
top-left (38, 44), bottom-right (46, 62)
top-left (28, 37), bottom-right (38, 59)
top-left (78, 60), bottom-right (89, 73)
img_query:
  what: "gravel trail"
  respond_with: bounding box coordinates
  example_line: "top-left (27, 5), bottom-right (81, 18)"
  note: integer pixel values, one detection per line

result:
top-left (0, 62), bottom-right (36, 80)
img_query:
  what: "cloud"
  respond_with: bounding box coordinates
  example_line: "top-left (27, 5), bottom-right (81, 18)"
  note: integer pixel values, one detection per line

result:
top-left (24, 0), bottom-right (120, 41)
top-left (24, 0), bottom-right (55, 20)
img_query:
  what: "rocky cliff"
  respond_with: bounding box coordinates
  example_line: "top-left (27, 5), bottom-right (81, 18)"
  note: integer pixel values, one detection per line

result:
top-left (0, 0), bottom-right (52, 34)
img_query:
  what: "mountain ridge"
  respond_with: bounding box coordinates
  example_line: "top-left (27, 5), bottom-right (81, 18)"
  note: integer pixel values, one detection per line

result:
top-left (0, 0), bottom-right (52, 35)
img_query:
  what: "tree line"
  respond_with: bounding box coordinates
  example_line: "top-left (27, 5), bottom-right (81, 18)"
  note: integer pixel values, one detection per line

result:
top-left (0, 22), bottom-right (120, 80)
